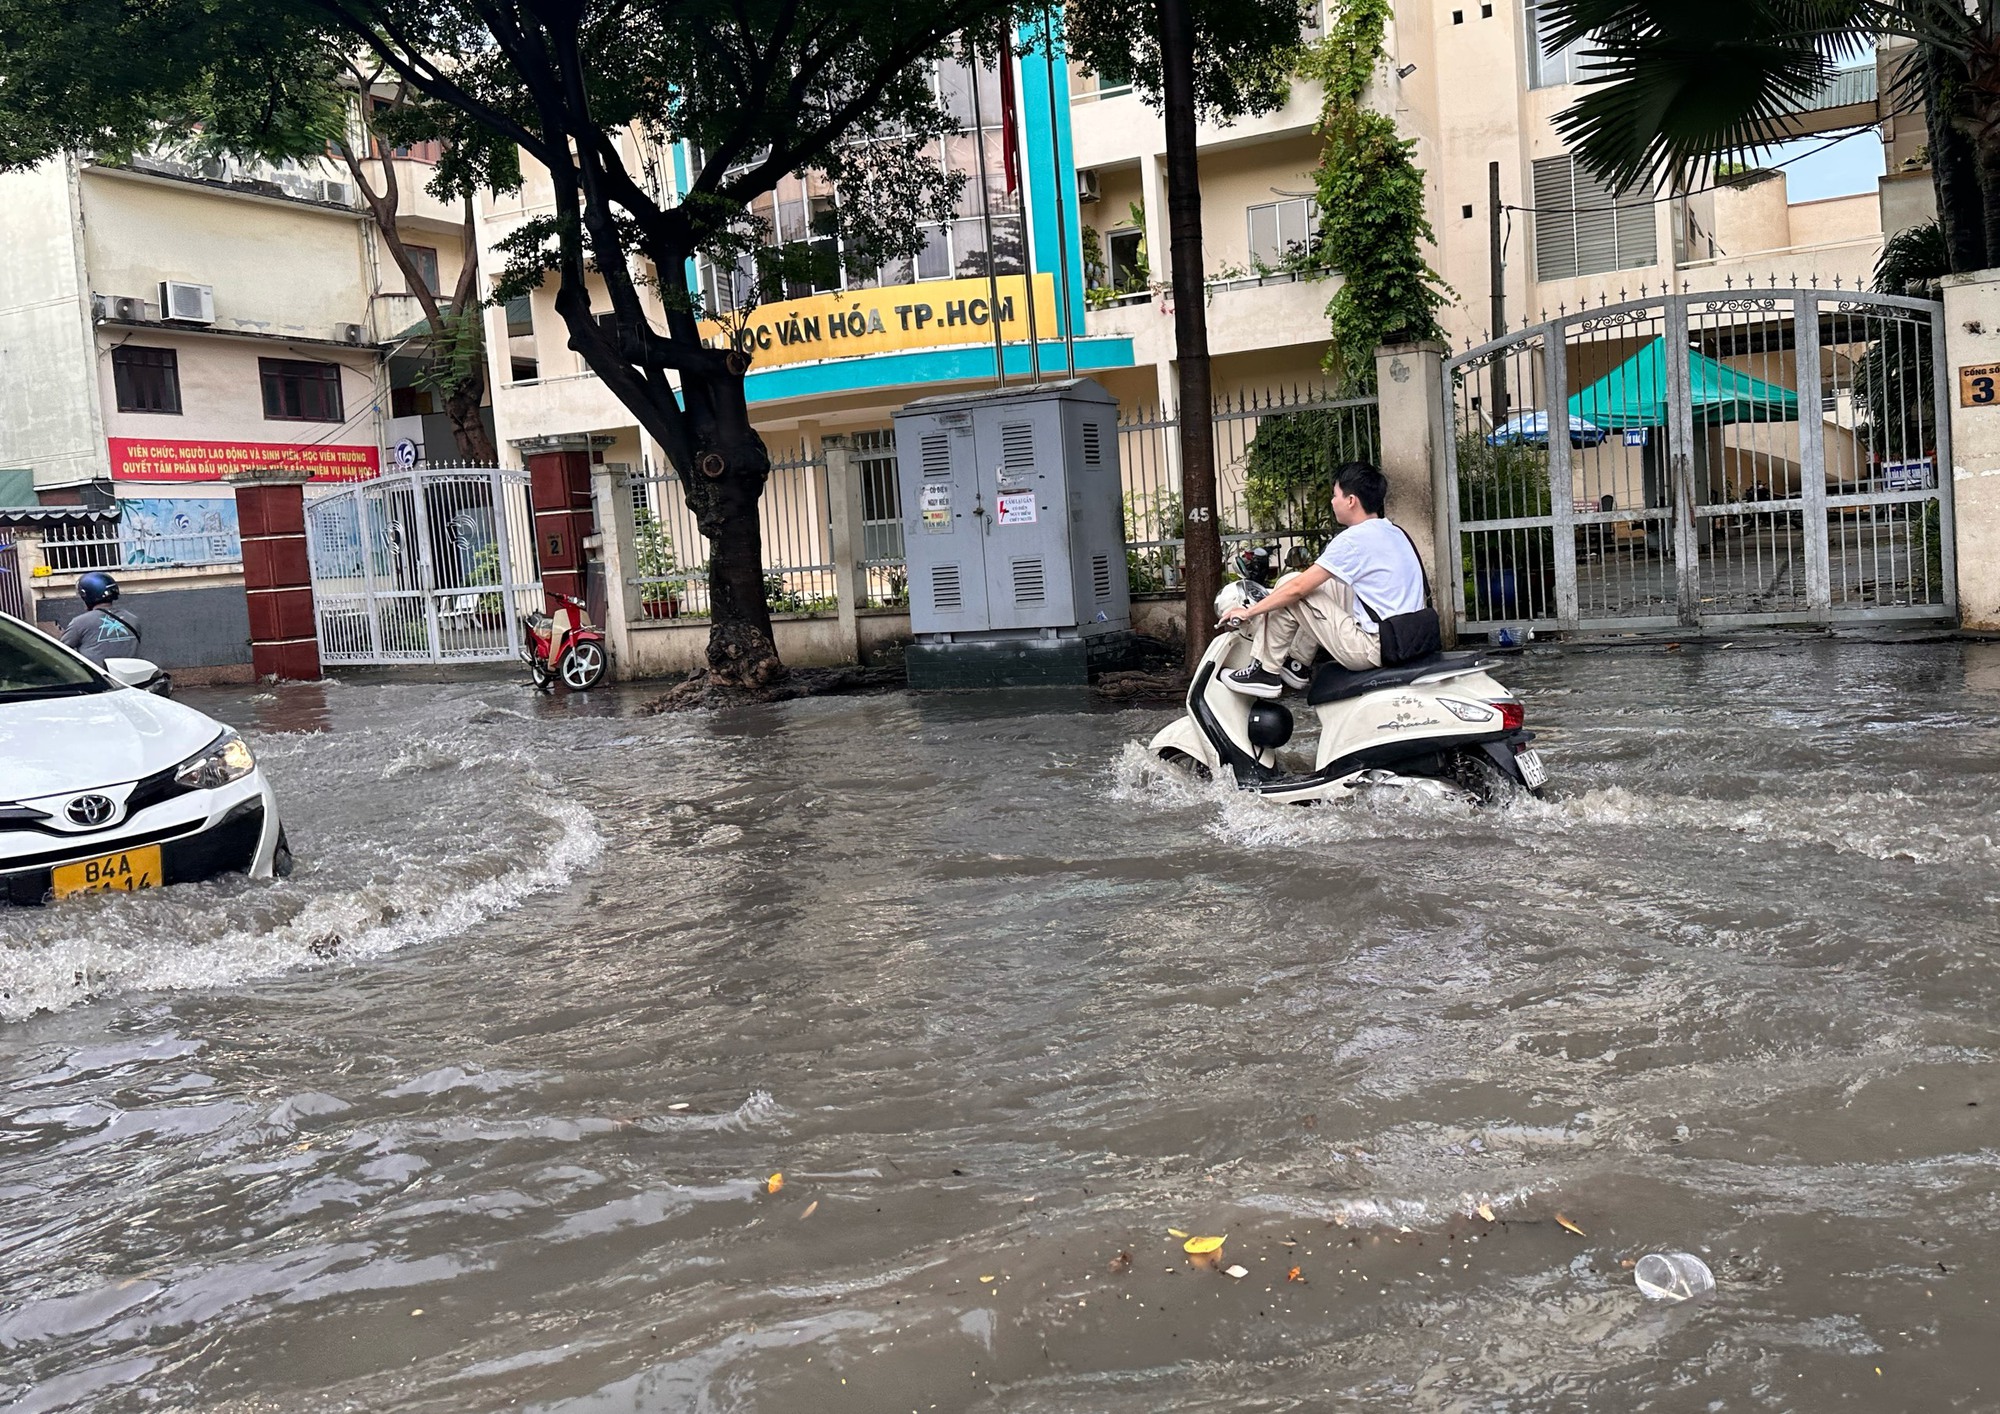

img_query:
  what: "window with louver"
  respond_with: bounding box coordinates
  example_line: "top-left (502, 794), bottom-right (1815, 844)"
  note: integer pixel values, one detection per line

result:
top-left (1532, 156), bottom-right (1656, 282)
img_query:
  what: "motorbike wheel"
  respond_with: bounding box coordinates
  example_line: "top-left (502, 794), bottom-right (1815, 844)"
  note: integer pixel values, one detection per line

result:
top-left (558, 641), bottom-right (608, 691)
top-left (1434, 749), bottom-right (1525, 806)
top-left (529, 657), bottom-right (553, 689)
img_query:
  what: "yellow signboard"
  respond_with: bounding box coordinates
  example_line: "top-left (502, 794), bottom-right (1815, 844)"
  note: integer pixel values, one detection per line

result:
top-left (705, 274), bottom-right (1060, 371)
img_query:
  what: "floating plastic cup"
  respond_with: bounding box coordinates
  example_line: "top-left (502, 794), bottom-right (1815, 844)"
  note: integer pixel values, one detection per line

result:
top-left (1634, 1251), bottom-right (1715, 1304)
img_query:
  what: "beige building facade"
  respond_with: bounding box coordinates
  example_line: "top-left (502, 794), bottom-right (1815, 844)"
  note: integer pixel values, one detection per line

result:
top-left (475, 3), bottom-right (1903, 488)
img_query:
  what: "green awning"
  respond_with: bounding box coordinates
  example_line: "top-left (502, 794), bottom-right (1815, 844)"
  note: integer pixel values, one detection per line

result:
top-left (1568, 336), bottom-right (1800, 430)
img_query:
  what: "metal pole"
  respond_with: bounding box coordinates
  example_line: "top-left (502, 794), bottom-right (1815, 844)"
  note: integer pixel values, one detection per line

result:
top-left (1489, 161), bottom-right (1509, 421)
top-left (1042, 13), bottom-right (1077, 379)
top-left (968, 42), bottom-right (1009, 390)
top-left (1015, 40), bottom-right (1042, 383)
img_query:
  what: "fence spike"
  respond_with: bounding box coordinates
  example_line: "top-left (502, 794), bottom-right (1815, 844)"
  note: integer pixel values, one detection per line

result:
top-left (1833, 274), bottom-right (1843, 289)
top-left (1724, 274), bottom-right (1733, 290)
top-left (1810, 272), bottom-right (1819, 288)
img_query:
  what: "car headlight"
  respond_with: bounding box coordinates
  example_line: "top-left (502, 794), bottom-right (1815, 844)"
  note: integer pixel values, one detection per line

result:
top-left (174, 730), bottom-right (256, 790)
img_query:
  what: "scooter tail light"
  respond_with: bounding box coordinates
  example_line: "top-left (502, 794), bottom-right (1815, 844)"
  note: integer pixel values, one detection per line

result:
top-left (1491, 700), bottom-right (1525, 732)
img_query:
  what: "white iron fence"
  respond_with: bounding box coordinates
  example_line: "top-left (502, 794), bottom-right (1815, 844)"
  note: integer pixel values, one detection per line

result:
top-left (614, 387), bottom-right (1379, 621)
top-left (304, 466), bottom-right (541, 664)
top-left (38, 516), bottom-right (242, 572)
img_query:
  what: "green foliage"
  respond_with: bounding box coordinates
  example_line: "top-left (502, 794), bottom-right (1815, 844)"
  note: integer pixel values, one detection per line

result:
top-left (1241, 409), bottom-right (1382, 541)
top-left (1875, 219), bottom-right (1951, 298)
top-left (469, 543), bottom-right (504, 616)
top-left (1455, 433), bottom-right (1556, 618)
top-left (1299, 0), bottom-right (1447, 387)
top-left (1062, 0), bottom-right (1311, 124)
top-left (632, 511), bottom-right (686, 591)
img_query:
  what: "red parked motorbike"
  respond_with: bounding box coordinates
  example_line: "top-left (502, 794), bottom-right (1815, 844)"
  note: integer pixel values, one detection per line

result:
top-left (521, 594), bottom-right (609, 690)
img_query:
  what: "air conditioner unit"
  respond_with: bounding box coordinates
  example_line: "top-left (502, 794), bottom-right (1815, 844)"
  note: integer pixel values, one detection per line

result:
top-left (335, 322), bottom-right (368, 346)
top-left (319, 179), bottom-right (354, 206)
top-left (112, 295), bottom-right (147, 322)
top-left (159, 280), bottom-right (214, 325)
top-left (1076, 169), bottom-right (1102, 204)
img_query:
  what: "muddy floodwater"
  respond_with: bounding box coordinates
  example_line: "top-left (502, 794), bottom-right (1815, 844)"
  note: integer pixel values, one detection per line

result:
top-left (5, 639), bottom-right (2000, 1412)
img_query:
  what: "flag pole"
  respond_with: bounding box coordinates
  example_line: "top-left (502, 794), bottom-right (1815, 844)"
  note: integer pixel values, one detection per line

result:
top-left (968, 42), bottom-right (1008, 389)
top-left (1042, 12), bottom-right (1077, 379)
top-left (1000, 36), bottom-right (1042, 383)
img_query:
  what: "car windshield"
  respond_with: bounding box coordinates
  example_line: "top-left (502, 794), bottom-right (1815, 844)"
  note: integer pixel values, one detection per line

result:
top-left (0, 614), bottom-right (105, 699)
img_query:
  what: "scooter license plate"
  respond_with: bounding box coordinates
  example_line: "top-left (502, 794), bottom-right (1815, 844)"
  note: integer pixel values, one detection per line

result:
top-left (1513, 747), bottom-right (1547, 790)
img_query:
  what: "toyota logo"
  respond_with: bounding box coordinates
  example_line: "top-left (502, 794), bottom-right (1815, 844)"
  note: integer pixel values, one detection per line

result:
top-left (65, 794), bottom-right (116, 827)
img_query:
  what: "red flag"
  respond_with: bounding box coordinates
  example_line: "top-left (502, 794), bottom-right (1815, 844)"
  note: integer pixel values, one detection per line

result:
top-left (997, 36), bottom-right (1021, 196)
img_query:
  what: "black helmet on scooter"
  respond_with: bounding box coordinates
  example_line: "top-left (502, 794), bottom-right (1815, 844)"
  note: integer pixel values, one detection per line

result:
top-left (1245, 700), bottom-right (1294, 750)
top-left (78, 571), bottom-right (120, 608)
top-left (1232, 545), bottom-right (1274, 588)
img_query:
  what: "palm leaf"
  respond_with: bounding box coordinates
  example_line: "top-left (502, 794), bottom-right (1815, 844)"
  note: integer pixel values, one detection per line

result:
top-left (1539, 0), bottom-right (1880, 193)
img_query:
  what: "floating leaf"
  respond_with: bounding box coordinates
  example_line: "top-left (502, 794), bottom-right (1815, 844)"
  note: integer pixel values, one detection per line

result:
top-left (667, 1102), bottom-right (690, 1111)
top-left (800, 1200), bottom-right (818, 1220)
top-left (1556, 1213), bottom-right (1586, 1237)
top-left (1224, 1264), bottom-right (1249, 1279)
top-left (1167, 1228), bottom-right (1189, 1239)
top-left (1183, 1236), bottom-right (1225, 1255)
top-left (979, 1274), bottom-right (996, 1283)
top-left (1476, 1203), bottom-right (1496, 1222)
top-left (1287, 1265), bottom-right (1303, 1282)
top-left (766, 1172), bottom-right (784, 1194)
top-left (1109, 1250), bottom-right (1133, 1274)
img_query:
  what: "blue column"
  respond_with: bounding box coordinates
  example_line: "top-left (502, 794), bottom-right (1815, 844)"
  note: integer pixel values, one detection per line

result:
top-left (1017, 15), bottom-right (1089, 342)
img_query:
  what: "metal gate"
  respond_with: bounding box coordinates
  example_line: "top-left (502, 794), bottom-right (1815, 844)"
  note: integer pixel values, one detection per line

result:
top-left (304, 467), bottom-right (541, 664)
top-left (0, 532), bottom-right (26, 621)
top-left (1445, 287), bottom-right (1954, 633)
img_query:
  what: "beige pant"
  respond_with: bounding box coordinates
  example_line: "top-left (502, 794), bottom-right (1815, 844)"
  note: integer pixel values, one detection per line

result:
top-left (1251, 572), bottom-right (1382, 672)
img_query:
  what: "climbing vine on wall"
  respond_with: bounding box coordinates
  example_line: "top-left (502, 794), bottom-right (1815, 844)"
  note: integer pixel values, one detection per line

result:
top-left (1299, 0), bottom-right (1446, 388)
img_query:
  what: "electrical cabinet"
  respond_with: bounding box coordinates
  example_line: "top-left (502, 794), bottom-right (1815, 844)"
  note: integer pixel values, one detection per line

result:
top-left (894, 380), bottom-right (1130, 683)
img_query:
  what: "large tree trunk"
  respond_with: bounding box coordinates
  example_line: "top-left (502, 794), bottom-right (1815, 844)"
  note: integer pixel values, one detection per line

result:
top-left (1158, 0), bottom-right (1222, 674)
top-left (678, 364), bottom-right (782, 686)
top-left (444, 378), bottom-right (497, 463)
top-left (1921, 43), bottom-right (1990, 272)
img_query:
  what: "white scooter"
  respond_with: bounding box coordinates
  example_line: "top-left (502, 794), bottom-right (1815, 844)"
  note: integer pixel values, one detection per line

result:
top-left (1146, 553), bottom-right (1548, 805)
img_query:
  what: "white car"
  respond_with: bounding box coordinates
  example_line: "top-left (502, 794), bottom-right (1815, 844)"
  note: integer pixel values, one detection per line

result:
top-left (0, 611), bottom-right (288, 905)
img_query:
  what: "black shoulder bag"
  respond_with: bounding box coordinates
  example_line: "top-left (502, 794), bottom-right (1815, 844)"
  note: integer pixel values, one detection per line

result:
top-left (1358, 524), bottom-right (1441, 667)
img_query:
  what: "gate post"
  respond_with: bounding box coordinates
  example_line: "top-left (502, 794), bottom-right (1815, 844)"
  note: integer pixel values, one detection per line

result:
top-left (1942, 272), bottom-right (2000, 629)
top-left (1373, 341), bottom-right (1453, 642)
top-left (590, 464), bottom-right (638, 677)
top-left (225, 466), bottom-right (321, 681)
top-left (823, 434), bottom-right (867, 662)
top-left (517, 434), bottom-right (601, 612)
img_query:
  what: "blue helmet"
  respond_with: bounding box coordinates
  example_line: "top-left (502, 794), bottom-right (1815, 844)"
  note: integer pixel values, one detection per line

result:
top-left (78, 571), bottom-right (120, 608)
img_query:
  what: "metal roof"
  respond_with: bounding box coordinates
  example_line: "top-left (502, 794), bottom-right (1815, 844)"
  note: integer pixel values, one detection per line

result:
top-left (1798, 64), bottom-right (1878, 113)
top-left (0, 506), bottom-right (121, 527)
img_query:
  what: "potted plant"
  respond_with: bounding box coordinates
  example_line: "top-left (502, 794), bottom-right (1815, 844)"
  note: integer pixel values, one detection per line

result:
top-left (633, 510), bottom-right (685, 618)
top-left (469, 543), bottom-right (505, 627)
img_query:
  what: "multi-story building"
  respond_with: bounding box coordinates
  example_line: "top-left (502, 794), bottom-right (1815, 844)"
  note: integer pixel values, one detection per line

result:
top-left (0, 128), bottom-right (485, 670)
top-left (476, 5), bottom-right (1900, 510)
top-left (0, 134), bottom-right (482, 548)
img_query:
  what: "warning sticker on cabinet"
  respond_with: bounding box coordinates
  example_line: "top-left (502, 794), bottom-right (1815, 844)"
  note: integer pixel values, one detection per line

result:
top-left (920, 482), bottom-right (952, 530)
top-left (996, 491), bottom-right (1038, 525)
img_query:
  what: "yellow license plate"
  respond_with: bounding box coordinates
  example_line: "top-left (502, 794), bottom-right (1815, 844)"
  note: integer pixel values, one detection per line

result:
top-left (51, 845), bottom-right (162, 900)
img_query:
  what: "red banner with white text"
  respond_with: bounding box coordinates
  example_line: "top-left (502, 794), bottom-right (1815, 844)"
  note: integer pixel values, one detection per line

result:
top-left (108, 437), bottom-right (381, 484)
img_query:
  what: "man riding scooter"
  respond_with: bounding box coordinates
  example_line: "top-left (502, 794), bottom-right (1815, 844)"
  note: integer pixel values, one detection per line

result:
top-left (61, 571), bottom-right (142, 667)
top-left (1216, 461), bottom-right (1424, 697)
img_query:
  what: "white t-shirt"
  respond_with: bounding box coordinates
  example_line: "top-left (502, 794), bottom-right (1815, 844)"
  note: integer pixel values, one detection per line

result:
top-left (1315, 518), bottom-right (1424, 632)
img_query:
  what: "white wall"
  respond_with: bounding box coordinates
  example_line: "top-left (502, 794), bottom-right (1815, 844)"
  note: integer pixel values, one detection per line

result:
top-left (0, 159), bottom-right (105, 488)
top-left (81, 167), bottom-right (373, 340)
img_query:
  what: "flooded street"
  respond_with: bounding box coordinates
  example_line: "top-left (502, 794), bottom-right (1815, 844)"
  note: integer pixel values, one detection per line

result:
top-left (5, 639), bottom-right (2000, 1412)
